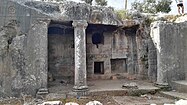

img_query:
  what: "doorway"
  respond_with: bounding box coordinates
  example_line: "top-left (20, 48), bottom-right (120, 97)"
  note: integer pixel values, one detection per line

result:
top-left (48, 21), bottom-right (74, 87)
top-left (94, 62), bottom-right (104, 74)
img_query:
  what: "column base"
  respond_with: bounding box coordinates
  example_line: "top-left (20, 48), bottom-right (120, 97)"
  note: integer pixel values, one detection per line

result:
top-left (73, 86), bottom-right (89, 97)
top-left (155, 82), bottom-right (168, 86)
top-left (36, 88), bottom-right (48, 99)
top-left (73, 86), bottom-right (88, 92)
top-left (37, 88), bottom-right (49, 95)
top-left (154, 82), bottom-right (170, 91)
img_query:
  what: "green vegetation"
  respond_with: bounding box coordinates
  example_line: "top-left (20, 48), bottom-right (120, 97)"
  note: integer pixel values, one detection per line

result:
top-left (115, 10), bottom-right (132, 20)
top-left (131, 0), bottom-right (172, 13)
top-left (95, 0), bottom-right (107, 6)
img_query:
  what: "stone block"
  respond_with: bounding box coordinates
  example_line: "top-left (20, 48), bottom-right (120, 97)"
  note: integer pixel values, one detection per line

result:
top-left (122, 82), bottom-right (138, 89)
top-left (65, 102), bottom-right (79, 105)
top-left (86, 101), bottom-right (103, 105)
top-left (37, 88), bottom-right (49, 95)
top-left (40, 101), bottom-right (63, 105)
top-left (111, 75), bottom-right (117, 80)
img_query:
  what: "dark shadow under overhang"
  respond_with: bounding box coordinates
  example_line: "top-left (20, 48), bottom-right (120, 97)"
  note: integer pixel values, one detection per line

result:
top-left (48, 20), bottom-right (139, 35)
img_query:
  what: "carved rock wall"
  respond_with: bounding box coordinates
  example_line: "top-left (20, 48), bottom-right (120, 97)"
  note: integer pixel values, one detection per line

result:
top-left (151, 21), bottom-right (187, 85)
top-left (0, 19), bottom-right (49, 97)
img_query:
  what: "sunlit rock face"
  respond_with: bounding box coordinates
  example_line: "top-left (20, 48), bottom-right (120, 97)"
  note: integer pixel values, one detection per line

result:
top-left (0, 19), bottom-right (49, 97)
top-left (151, 21), bottom-right (187, 85)
top-left (20, 0), bottom-right (122, 25)
top-left (0, 0), bottom-right (122, 97)
top-left (175, 15), bottom-right (187, 23)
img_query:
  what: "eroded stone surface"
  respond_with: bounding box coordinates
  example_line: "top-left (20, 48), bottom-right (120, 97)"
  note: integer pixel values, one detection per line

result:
top-left (0, 19), bottom-right (49, 97)
top-left (175, 15), bottom-right (187, 23)
top-left (65, 102), bottom-right (79, 105)
top-left (14, 0), bottom-right (122, 25)
top-left (39, 101), bottom-right (63, 105)
top-left (0, 0), bottom-right (159, 98)
top-left (151, 21), bottom-right (187, 85)
top-left (86, 100), bottom-right (103, 105)
top-left (72, 20), bottom-right (88, 91)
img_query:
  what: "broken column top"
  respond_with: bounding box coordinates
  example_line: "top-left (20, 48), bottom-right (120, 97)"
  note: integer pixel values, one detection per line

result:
top-left (11, 0), bottom-right (122, 26)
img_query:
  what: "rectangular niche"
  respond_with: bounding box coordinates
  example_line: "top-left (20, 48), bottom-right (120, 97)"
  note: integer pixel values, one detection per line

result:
top-left (94, 62), bottom-right (104, 74)
top-left (111, 58), bottom-right (127, 73)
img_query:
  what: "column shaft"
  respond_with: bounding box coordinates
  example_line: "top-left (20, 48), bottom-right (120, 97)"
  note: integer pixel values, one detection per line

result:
top-left (72, 20), bottom-right (88, 91)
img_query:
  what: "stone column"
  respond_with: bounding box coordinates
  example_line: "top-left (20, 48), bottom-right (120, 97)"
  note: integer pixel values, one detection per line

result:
top-left (35, 19), bottom-right (51, 95)
top-left (72, 20), bottom-right (88, 91)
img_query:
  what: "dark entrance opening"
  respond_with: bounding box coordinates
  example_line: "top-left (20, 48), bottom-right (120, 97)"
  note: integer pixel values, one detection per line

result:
top-left (94, 62), bottom-right (104, 74)
top-left (48, 21), bottom-right (74, 89)
top-left (92, 32), bottom-right (104, 48)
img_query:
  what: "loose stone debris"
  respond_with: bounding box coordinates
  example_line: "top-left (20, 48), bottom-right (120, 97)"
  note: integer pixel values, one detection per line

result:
top-left (38, 101), bottom-right (63, 105)
top-left (86, 100), bottom-right (103, 105)
top-left (65, 102), bottom-right (79, 105)
top-left (122, 82), bottom-right (138, 89)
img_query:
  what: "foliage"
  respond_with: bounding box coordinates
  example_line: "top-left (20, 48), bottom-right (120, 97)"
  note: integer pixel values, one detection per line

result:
top-left (155, 0), bottom-right (172, 13)
top-left (115, 10), bottom-right (132, 20)
top-left (108, 6), bottom-right (114, 11)
top-left (131, 0), bottom-right (172, 13)
top-left (144, 17), bottom-right (155, 26)
top-left (95, 0), bottom-right (107, 6)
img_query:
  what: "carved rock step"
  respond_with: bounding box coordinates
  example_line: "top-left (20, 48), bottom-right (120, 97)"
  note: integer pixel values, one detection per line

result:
top-left (171, 80), bottom-right (187, 93)
top-left (37, 88), bottom-right (49, 95)
top-left (160, 91), bottom-right (187, 99)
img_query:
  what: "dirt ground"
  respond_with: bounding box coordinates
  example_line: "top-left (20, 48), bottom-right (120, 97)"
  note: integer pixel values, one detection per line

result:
top-left (0, 95), bottom-right (118, 105)
top-left (113, 95), bottom-right (175, 105)
top-left (0, 94), bottom-right (175, 105)
top-left (0, 79), bottom-right (176, 105)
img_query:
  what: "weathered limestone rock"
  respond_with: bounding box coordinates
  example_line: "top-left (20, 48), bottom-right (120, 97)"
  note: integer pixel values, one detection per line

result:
top-left (39, 101), bottom-right (63, 105)
top-left (86, 100), bottom-right (103, 105)
top-left (16, 0), bottom-right (122, 25)
top-left (0, 20), bottom-right (25, 97)
top-left (0, 19), bottom-right (49, 97)
top-left (126, 29), bottom-right (138, 75)
top-left (135, 23), bottom-right (157, 82)
top-left (65, 102), bottom-right (79, 105)
top-left (0, 0), bottom-right (132, 98)
top-left (122, 82), bottom-right (138, 89)
top-left (151, 21), bottom-right (187, 85)
top-left (136, 25), bottom-right (149, 79)
top-left (0, 0), bottom-right (161, 98)
top-left (175, 15), bottom-right (187, 23)
top-left (148, 37), bottom-right (157, 82)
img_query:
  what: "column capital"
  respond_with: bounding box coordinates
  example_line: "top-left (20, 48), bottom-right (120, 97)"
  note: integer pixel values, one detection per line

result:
top-left (72, 20), bottom-right (88, 28)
